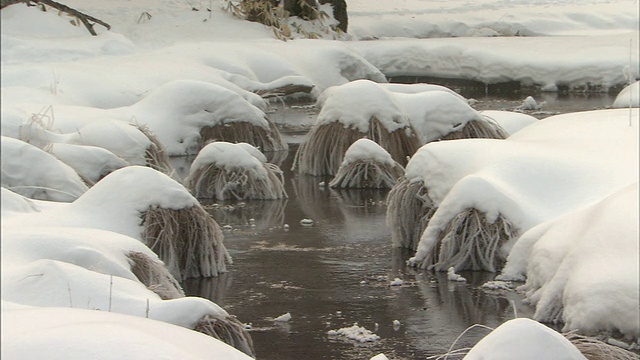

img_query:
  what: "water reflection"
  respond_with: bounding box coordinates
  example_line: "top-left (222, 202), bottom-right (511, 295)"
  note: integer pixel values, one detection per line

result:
top-left (181, 135), bottom-right (536, 360)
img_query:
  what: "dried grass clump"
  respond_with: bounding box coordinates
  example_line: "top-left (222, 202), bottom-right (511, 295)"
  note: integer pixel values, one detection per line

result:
top-left (135, 124), bottom-right (176, 176)
top-left (184, 162), bottom-right (287, 200)
top-left (127, 251), bottom-right (185, 300)
top-left (329, 159), bottom-right (404, 189)
top-left (141, 205), bottom-right (231, 280)
top-left (194, 314), bottom-right (256, 358)
top-left (439, 117), bottom-right (509, 141)
top-left (386, 178), bottom-right (437, 250)
top-left (563, 333), bottom-right (640, 360)
top-left (199, 120), bottom-right (288, 152)
top-left (293, 117), bottom-right (420, 176)
top-left (427, 208), bottom-right (518, 272)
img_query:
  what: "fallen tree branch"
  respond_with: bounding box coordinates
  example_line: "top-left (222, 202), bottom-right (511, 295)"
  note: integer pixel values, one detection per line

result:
top-left (2, 0), bottom-right (111, 36)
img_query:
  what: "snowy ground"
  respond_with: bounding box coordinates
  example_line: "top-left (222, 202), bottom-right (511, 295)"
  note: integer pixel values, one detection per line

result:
top-left (1, 0), bottom-right (639, 358)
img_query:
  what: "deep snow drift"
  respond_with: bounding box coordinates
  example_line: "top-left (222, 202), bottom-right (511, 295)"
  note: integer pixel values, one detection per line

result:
top-left (1, 0), bottom-right (639, 358)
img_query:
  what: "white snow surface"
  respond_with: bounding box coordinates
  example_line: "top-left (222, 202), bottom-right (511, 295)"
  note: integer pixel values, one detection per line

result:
top-left (1, 302), bottom-right (252, 360)
top-left (500, 184), bottom-right (640, 339)
top-left (613, 80), bottom-right (640, 108)
top-left (480, 110), bottom-right (538, 136)
top-left (327, 324), bottom-right (381, 343)
top-left (190, 142), bottom-right (268, 175)
top-left (3, 166), bottom-right (200, 240)
top-left (1, 136), bottom-right (89, 202)
top-left (463, 318), bottom-right (587, 360)
top-left (341, 138), bottom-right (397, 166)
top-left (2, 0), bottom-right (640, 356)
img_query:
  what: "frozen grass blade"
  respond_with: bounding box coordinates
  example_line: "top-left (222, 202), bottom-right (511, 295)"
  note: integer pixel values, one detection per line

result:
top-left (563, 333), bottom-right (640, 360)
top-left (127, 251), bottom-right (185, 300)
top-left (199, 120), bottom-right (288, 152)
top-left (329, 159), bottom-right (404, 189)
top-left (195, 314), bottom-right (256, 358)
top-left (386, 178), bottom-right (437, 250)
top-left (141, 205), bottom-right (231, 280)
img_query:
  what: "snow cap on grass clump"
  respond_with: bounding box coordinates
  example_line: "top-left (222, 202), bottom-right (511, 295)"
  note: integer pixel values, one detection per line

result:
top-left (479, 110), bottom-right (537, 136)
top-left (130, 79), bottom-right (287, 154)
top-left (612, 80), bottom-right (639, 108)
top-left (1, 136), bottom-right (88, 202)
top-left (184, 141), bottom-right (287, 200)
top-left (392, 89), bottom-right (506, 144)
top-left (1, 187), bottom-right (40, 218)
top-left (503, 184), bottom-right (639, 340)
top-left (330, 138), bottom-right (404, 189)
top-left (294, 80), bottom-right (420, 176)
top-left (464, 318), bottom-right (587, 360)
top-left (1, 305), bottom-right (254, 360)
top-left (47, 143), bottom-right (129, 185)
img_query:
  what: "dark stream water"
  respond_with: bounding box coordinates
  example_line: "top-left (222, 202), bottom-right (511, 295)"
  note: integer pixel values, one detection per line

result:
top-left (178, 92), bottom-right (618, 360)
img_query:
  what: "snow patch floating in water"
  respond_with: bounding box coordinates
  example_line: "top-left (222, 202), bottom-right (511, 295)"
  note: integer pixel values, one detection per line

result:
top-left (300, 218), bottom-right (314, 226)
top-left (273, 312), bottom-right (292, 322)
top-left (482, 280), bottom-right (514, 291)
top-left (370, 354), bottom-right (389, 360)
top-left (327, 323), bottom-right (380, 343)
top-left (447, 267), bottom-right (467, 282)
top-left (389, 278), bottom-right (404, 286)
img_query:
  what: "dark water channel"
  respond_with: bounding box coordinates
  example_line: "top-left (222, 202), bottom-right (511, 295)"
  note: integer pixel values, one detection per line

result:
top-left (179, 92), bottom-right (618, 360)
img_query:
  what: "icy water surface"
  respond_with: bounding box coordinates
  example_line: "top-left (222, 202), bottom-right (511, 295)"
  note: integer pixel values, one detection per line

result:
top-left (181, 147), bottom-right (533, 360)
top-left (180, 93), bottom-right (617, 360)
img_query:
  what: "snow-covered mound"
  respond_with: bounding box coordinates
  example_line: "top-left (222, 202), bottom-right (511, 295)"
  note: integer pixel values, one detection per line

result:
top-left (48, 143), bottom-right (129, 184)
top-left (184, 141), bottom-right (287, 200)
top-left (3, 166), bottom-right (230, 280)
top-left (1, 136), bottom-right (88, 202)
top-left (329, 138), bottom-right (404, 189)
top-left (612, 81), bottom-right (640, 108)
top-left (480, 110), bottom-right (538, 136)
top-left (463, 318), bottom-right (586, 360)
top-left (2, 302), bottom-right (253, 360)
top-left (500, 184), bottom-right (639, 339)
top-left (406, 108), bottom-right (638, 272)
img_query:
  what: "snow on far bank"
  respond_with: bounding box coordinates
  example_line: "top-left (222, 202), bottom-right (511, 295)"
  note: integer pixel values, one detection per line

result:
top-left (1, 302), bottom-right (252, 360)
top-left (351, 33), bottom-right (639, 93)
top-left (347, 0), bottom-right (639, 39)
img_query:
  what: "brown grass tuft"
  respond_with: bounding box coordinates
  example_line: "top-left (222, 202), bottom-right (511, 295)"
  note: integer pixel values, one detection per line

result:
top-left (428, 208), bottom-right (518, 272)
top-left (386, 178), bottom-right (437, 250)
top-left (199, 120), bottom-right (288, 153)
top-left (141, 205), bottom-right (231, 280)
top-left (293, 117), bottom-right (420, 176)
top-left (563, 333), bottom-right (640, 360)
top-left (127, 251), bottom-right (185, 300)
top-left (194, 314), bottom-right (256, 358)
top-left (135, 124), bottom-right (176, 177)
top-left (439, 117), bottom-right (509, 141)
top-left (184, 162), bottom-right (287, 200)
top-left (330, 159), bottom-right (404, 189)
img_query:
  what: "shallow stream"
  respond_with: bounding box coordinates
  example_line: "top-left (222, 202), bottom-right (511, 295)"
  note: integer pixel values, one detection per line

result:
top-left (179, 92), bottom-right (618, 360)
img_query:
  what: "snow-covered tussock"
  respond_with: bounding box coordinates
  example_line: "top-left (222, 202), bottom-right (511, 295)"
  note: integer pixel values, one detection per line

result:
top-left (184, 142), bottom-right (287, 200)
top-left (1, 136), bottom-right (88, 202)
top-left (329, 138), bottom-right (404, 189)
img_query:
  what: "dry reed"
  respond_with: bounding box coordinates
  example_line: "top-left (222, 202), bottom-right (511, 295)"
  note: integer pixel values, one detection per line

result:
top-left (293, 117), bottom-right (420, 176)
top-left (563, 333), bottom-right (640, 360)
top-left (141, 205), bottom-right (231, 280)
top-left (127, 251), bottom-right (185, 300)
top-left (439, 117), bottom-right (509, 141)
top-left (194, 314), bottom-right (256, 358)
top-left (329, 159), bottom-right (404, 189)
top-left (134, 124), bottom-right (176, 177)
top-left (386, 178), bottom-right (437, 250)
top-left (184, 162), bottom-right (287, 200)
top-left (428, 208), bottom-right (518, 272)
top-left (199, 120), bottom-right (288, 153)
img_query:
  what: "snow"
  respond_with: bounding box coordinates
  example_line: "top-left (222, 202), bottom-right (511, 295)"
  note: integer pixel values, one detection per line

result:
top-left (613, 80), bottom-right (640, 108)
top-left (341, 138), bottom-right (397, 166)
top-left (274, 312), bottom-right (292, 322)
top-left (500, 184), bottom-right (640, 339)
top-left (1, 136), bottom-right (88, 202)
top-left (2, 0), bottom-right (640, 356)
top-left (389, 278), bottom-right (404, 286)
top-left (463, 318), bottom-right (587, 360)
top-left (479, 110), bottom-right (538, 136)
top-left (190, 141), bottom-right (268, 175)
top-left (1, 302), bottom-right (252, 360)
top-left (327, 323), bottom-right (381, 342)
top-left (447, 267), bottom-right (467, 282)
